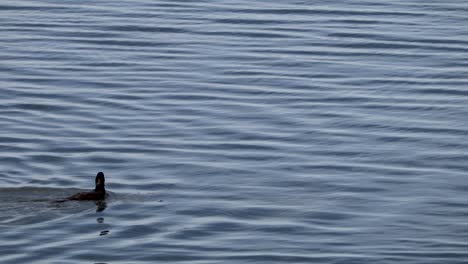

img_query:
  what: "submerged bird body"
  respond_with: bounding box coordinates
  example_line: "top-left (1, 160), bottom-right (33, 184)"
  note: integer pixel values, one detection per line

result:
top-left (67, 190), bottom-right (106, 201)
top-left (59, 172), bottom-right (107, 202)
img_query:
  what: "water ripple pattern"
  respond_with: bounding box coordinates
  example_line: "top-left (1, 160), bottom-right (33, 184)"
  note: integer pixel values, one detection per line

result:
top-left (1, 0), bottom-right (468, 263)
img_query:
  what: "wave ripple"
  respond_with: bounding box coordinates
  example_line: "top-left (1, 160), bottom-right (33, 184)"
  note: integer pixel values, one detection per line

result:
top-left (1, 0), bottom-right (468, 263)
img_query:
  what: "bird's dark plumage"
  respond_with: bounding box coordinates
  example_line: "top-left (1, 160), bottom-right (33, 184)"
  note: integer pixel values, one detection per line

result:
top-left (58, 172), bottom-right (107, 202)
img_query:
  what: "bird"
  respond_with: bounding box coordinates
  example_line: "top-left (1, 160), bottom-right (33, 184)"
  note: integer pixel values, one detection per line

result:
top-left (56, 172), bottom-right (107, 202)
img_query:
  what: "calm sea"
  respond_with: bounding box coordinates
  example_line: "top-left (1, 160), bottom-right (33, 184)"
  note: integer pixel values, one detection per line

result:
top-left (1, 0), bottom-right (468, 263)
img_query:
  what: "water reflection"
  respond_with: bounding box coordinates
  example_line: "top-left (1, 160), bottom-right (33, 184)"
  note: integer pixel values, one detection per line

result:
top-left (96, 201), bottom-right (110, 236)
top-left (95, 201), bottom-right (107, 212)
top-left (97, 216), bottom-right (110, 236)
top-left (99, 230), bottom-right (110, 236)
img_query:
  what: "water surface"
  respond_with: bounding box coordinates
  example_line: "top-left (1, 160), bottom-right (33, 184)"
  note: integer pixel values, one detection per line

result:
top-left (1, 0), bottom-right (468, 263)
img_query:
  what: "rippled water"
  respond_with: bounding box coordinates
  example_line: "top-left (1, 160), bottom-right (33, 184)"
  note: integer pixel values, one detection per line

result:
top-left (1, 0), bottom-right (468, 263)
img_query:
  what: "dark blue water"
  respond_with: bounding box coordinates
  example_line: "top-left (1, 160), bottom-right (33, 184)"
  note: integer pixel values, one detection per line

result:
top-left (1, 1), bottom-right (468, 263)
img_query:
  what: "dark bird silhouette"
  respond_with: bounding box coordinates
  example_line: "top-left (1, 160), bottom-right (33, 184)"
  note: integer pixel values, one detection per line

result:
top-left (55, 172), bottom-right (107, 202)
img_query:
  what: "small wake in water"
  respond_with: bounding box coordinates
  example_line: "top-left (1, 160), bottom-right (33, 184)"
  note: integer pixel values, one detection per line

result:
top-left (0, 187), bottom-right (111, 225)
top-left (0, 187), bottom-right (163, 226)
